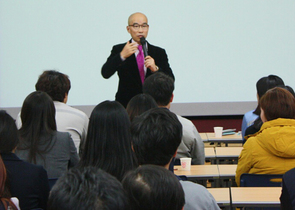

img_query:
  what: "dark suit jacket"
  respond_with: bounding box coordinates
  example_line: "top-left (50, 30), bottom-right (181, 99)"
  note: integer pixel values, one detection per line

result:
top-left (2, 153), bottom-right (50, 210)
top-left (280, 167), bottom-right (295, 210)
top-left (101, 41), bottom-right (174, 107)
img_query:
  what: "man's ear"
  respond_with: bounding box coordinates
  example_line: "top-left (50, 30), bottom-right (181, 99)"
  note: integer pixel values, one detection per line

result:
top-left (170, 93), bottom-right (174, 103)
top-left (173, 150), bottom-right (177, 158)
top-left (127, 26), bottom-right (131, 34)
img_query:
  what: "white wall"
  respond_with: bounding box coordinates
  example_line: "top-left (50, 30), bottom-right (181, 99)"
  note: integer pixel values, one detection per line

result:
top-left (1, 0), bottom-right (294, 116)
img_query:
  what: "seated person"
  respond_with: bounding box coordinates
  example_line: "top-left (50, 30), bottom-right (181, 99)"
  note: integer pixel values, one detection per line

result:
top-left (15, 91), bottom-right (79, 179)
top-left (122, 164), bottom-right (185, 210)
top-left (130, 107), bottom-right (220, 210)
top-left (236, 87), bottom-right (295, 186)
top-left (126, 93), bottom-right (158, 122)
top-left (78, 101), bottom-right (137, 181)
top-left (47, 166), bottom-right (129, 210)
top-left (16, 70), bottom-right (89, 154)
top-left (143, 72), bottom-right (205, 165)
top-left (0, 110), bottom-right (49, 210)
top-left (241, 75), bottom-right (284, 142)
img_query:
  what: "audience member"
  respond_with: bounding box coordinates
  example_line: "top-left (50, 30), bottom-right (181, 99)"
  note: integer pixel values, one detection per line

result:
top-left (236, 87), bottom-right (295, 186)
top-left (143, 72), bottom-right (205, 165)
top-left (241, 75), bottom-right (284, 143)
top-left (79, 100), bottom-right (138, 181)
top-left (48, 166), bottom-right (129, 210)
top-left (0, 110), bottom-right (49, 210)
top-left (280, 167), bottom-right (295, 210)
top-left (15, 70), bottom-right (89, 154)
top-left (122, 164), bottom-right (185, 210)
top-left (130, 108), bottom-right (220, 210)
top-left (0, 156), bottom-right (18, 210)
top-left (15, 91), bottom-right (79, 179)
top-left (126, 93), bottom-right (158, 122)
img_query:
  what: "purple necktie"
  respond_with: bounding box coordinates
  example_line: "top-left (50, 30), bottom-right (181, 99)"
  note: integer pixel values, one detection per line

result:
top-left (136, 45), bottom-right (145, 84)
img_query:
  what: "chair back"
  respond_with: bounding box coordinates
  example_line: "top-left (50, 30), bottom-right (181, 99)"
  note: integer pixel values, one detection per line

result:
top-left (240, 173), bottom-right (282, 187)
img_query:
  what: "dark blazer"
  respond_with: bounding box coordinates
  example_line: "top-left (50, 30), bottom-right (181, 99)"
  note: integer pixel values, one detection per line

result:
top-left (101, 41), bottom-right (174, 107)
top-left (2, 153), bottom-right (50, 210)
top-left (280, 167), bottom-right (295, 210)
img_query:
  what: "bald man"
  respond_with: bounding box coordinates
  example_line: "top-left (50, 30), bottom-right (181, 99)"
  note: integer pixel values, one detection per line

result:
top-left (101, 12), bottom-right (174, 107)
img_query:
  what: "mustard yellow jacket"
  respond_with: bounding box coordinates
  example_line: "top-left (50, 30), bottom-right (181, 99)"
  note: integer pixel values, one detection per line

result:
top-left (235, 118), bottom-right (295, 186)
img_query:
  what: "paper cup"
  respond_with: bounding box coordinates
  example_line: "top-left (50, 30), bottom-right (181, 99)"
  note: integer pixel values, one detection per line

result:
top-left (214, 127), bottom-right (223, 137)
top-left (180, 158), bottom-right (191, 171)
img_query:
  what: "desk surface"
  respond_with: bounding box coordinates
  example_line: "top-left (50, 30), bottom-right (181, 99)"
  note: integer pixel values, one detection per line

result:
top-left (206, 132), bottom-right (242, 143)
top-left (205, 147), bottom-right (216, 158)
top-left (208, 187), bottom-right (281, 207)
top-left (207, 188), bottom-right (230, 206)
top-left (174, 165), bottom-right (219, 179)
top-left (215, 147), bottom-right (243, 158)
top-left (218, 164), bottom-right (237, 178)
top-left (231, 187), bottom-right (281, 207)
top-left (200, 133), bottom-right (208, 141)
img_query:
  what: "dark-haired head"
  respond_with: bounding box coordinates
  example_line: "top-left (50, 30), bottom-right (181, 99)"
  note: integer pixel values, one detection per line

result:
top-left (79, 100), bottom-right (137, 181)
top-left (260, 87), bottom-right (295, 122)
top-left (143, 72), bottom-right (174, 107)
top-left (48, 166), bottom-right (129, 210)
top-left (18, 91), bottom-right (57, 163)
top-left (126, 94), bottom-right (158, 122)
top-left (254, 75), bottom-right (285, 115)
top-left (35, 70), bottom-right (71, 102)
top-left (0, 111), bottom-right (19, 153)
top-left (130, 107), bottom-right (182, 166)
top-left (122, 165), bottom-right (185, 210)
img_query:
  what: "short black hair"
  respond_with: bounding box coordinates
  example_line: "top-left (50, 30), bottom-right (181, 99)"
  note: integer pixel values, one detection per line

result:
top-left (48, 166), bottom-right (129, 210)
top-left (0, 110), bottom-right (19, 153)
top-left (142, 72), bottom-right (174, 106)
top-left (126, 94), bottom-right (158, 122)
top-left (35, 70), bottom-right (71, 102)
top-left (122, 165), bottom-right (185, 210)
top-left (130, 108), bottom-right (182, 166)
top-left (254, 75), bottom-right (285, 115)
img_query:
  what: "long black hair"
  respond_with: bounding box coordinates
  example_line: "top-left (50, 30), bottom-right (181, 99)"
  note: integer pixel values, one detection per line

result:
top-left (18, 91), bottom-right (57, 164)
top-left (79, 100), bottom-right (138, 181)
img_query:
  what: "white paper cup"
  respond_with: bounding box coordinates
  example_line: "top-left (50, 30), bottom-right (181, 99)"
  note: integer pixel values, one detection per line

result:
top-left (214, 127), bottom-right (223, 137)
top-left (180, 158), bottom-right (192, 171)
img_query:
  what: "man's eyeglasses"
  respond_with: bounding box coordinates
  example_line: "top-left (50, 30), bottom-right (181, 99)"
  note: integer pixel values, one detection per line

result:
top-left (129, 23), bottom-right (149, 31)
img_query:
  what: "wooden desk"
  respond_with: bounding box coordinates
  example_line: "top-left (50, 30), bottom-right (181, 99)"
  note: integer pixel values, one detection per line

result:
top-left (218, 164), bottom-right (237, 179)
top-left (215, 147), bottom-right (242, 164)
top-left (200, 133), bottom-right (208, 142)
top-left (231, 187), bottom-right (281, 207)
top-left (174, 165), bottom-right (219, 179)
top-left (207, 188), bottom-right (230, 207)
top-left (206, 132), bottom-right (242, 145)
top-left (205, 147), bottom-right (216, 160)
top-left (215, 147), bottom-right (242, 158)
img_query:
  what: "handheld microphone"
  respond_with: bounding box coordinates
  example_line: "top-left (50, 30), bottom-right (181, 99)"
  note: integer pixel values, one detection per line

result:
top-left (140, 37), bottom-right (148, 57)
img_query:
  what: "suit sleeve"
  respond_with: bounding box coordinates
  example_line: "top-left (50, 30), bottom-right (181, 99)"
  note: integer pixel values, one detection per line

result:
top-left (156, 48), bottom-right (174, 80)
top-left (101, 45), bottom-right (124, 79)
top-left (235, 139), bottom-right (253, 186)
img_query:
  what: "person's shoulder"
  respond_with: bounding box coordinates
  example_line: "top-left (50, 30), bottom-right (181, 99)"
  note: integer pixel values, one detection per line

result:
top-left (113, 43), bottom-right (127, 50)
top-left (176, 114), bottom-right (193, 126)
top-left (148, 42), bottom-right (165, 51)
top-left (179, 180), bottom-right (208, 192)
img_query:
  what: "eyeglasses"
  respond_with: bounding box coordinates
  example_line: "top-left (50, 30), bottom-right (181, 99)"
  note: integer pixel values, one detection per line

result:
top-left (129, 23), bottom-right (149, 31)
